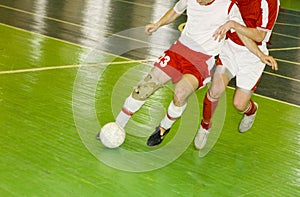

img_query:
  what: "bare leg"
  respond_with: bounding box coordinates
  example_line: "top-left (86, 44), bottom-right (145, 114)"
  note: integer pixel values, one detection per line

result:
top-left (234, 88), bottom-right (258, 132)
top-left (194, 68), bottom-right (232, 150)
top-left (160, 74), bottom-right (199, 132)
top-left (233, 88), bottom-right (252, 112)
top-left (202, 71), bottom-right (230, 127)
top-left (147, 74), bottom-right (199, 146)
top-left (116, 67), bottom-right (171, 128)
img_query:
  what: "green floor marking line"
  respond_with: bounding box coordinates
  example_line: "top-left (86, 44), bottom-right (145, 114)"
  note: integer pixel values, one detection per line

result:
top-left (0, 59), bottom-right (153, 75)
top-left (0, 23), bottom-right (90, 49)
top-left (0, 23), bottom-right (143, 62)
top-left (0, 4), bottom-right (149, 45)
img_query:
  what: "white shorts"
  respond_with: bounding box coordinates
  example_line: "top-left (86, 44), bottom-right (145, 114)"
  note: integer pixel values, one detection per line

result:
top-left (218, 39), bottom-right (268, 91)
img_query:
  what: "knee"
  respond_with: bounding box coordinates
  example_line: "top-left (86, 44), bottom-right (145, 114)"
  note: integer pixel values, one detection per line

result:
top-left (132, 85), bottom-right (152, 101)
top-left (209, 72), bottom-right (230, 99)
top-left (233, 88), bottom-right (253, 112)
top-left (132, 74), bottom-right (162, 101)
top-left (208, 88), bottom-right (222, 100)
top-left (173, 87), bottom-right (189, 106)
top-left (233, 99), bottom-right (247, 112)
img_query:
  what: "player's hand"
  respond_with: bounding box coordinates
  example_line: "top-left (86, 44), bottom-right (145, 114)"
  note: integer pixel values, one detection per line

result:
top-left (145, 23), bottom-right (159, 35)
top-left (259, 54), bottom-right (278, 70)
top-left (213, 21), bottom-right (233, 42)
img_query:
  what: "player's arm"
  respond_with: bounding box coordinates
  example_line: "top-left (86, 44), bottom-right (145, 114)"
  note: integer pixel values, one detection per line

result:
top-left (145, 0), bottom-right (186, 35)
top-left (237, 33), bottom-right (278, 70)
top-left (145, 9), bottom-right (181, 35)
top-left (231, 21), bottom-right (267, 42)
top-left (232, 0), bottom-right (280, 42)
top-left (213, 2), bottom-right (267, 42)
top-left (214, 0), bottom-right (279, 42)
top-left (214, 21), bottom-right (267, 42)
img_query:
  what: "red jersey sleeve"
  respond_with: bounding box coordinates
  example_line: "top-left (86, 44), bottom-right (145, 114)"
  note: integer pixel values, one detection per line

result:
top-left (259, 0), bottom-right (280, 31)
top-left (227, 0), bottom-right (280, 45)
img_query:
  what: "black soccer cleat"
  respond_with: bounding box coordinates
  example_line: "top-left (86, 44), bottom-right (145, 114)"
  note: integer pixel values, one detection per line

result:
top-left (147, 126), bottom-right (170, 146)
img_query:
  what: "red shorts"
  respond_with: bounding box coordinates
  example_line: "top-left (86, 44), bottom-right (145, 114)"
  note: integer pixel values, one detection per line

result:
top-left (154, 41), bottom-right (213, 88)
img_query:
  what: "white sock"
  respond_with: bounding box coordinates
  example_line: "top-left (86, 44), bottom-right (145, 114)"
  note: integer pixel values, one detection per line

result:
top-left (116, 94), bottom-right (145, 128)
top-left (160, 101), bottom-right (187, 130)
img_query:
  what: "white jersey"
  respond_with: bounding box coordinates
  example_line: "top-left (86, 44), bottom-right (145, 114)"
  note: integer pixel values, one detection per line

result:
top-left (174, 0), bottom-right (244, 56)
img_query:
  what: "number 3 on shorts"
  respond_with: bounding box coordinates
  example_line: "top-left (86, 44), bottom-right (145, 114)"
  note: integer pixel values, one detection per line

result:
top-left (156, 53), bottom-right (170, 67)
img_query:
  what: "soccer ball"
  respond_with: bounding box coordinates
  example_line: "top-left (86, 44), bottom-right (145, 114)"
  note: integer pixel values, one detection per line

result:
top-left (99, 122), bottom-right (125, 148)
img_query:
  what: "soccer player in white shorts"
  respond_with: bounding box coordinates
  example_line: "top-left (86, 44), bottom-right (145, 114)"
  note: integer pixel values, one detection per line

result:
top-left (194, 0), bottom-right (280, 150)
top-left (109, 0), bottom-right (275, 147)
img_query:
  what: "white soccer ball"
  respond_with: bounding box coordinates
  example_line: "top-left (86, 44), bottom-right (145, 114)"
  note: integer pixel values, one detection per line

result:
top-left (99, 122), bottom-right (125, 148)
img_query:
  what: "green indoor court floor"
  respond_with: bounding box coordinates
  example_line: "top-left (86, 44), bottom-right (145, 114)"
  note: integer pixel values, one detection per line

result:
top-left (0, 0), bottom-right (300, 196)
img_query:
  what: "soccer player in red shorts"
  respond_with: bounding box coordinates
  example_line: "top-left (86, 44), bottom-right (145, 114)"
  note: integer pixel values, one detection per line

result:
top-left (194, 0), bottom-right (280, 150)
top-left (112, 0), bottom-right (275, 147)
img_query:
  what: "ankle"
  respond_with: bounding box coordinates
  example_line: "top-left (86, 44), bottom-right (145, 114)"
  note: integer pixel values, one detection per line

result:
top-left (201, 120), bottom-right (212, 130)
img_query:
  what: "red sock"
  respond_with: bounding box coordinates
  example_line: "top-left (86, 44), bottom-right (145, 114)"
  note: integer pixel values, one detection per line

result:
top-left (244, 100), bottom-right (257, 116)
top-left (201, 120), bottom-right (212, 130)
top-left (202, 92), bottom-right (218, 129)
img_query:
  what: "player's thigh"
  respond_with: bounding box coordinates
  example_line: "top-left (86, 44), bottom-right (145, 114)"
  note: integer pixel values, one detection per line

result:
top-left (132, 67), bottom-right (170, 101)
top-left (173, 74), bottom-right (198, 105)
top-left (210, 68), bottom-right (231, 99)
top-left (149, 66), bottom-right (171, 84)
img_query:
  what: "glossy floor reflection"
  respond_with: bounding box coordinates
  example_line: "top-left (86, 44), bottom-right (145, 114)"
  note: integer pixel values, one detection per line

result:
top-left (0, 0), bottom-right (299, 196)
